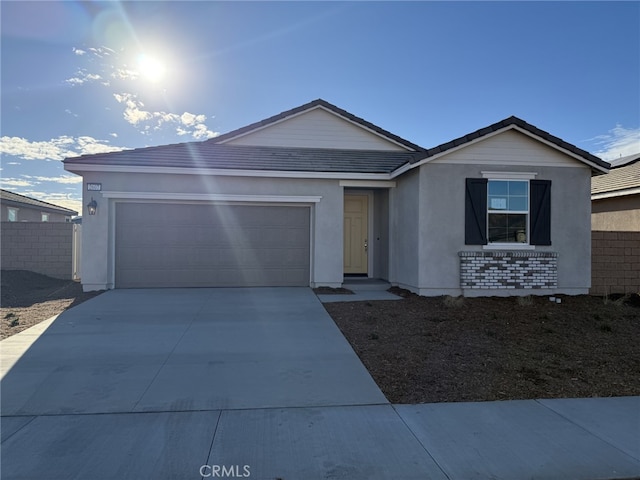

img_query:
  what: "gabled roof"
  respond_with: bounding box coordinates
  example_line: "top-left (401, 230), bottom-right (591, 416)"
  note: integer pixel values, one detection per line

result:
top-left (64, 101), bottom-right (609, 178)
top-left (210, 99), bottom-right (426, 152)
top-left (0, 189), bottom-right (78, 215)
top-left (407, 116), bottom-right (610, 174)
top-left (591, 153), bottom-right (640, 199)
top-left (64, 143), bottom-right (420, 174)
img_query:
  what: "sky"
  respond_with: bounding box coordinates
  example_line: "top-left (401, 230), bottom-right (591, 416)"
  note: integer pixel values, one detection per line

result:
top-left (1, 1), bottom-right (639, 214)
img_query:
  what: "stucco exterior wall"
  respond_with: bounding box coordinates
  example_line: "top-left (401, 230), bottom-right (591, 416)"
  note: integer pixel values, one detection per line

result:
top-left (1, 205), bottom-right (71, 222)
top-left (78, 172), bottom-right (344, 291)
top-left (414, 162), bottom-right (592, 296)
top-left (389, 169), bottom-right (420, 289)
top-left (591, 195), bottom-right (640, 231)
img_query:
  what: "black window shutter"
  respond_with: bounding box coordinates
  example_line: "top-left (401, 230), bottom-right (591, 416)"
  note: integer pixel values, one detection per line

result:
top-left (530, 179), bottom-right (551, 246)
top-left (465, 178), bottom-right (488, 245)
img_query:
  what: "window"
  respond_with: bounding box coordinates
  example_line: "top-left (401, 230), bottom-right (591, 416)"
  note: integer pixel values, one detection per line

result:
top-left (487, 180), bottom-right (528, 243)
top-left (41, 213), bottom-right (49, 222)
top-left (7, 208), bottom-right (17, 222)
top-left (465, 178), bottom-right (551, 246)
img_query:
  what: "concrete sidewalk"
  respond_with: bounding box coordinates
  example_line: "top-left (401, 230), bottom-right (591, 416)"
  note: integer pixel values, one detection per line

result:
top-left (2, 397), bottom-right (638, 479)
top-left (1, 289), bottom-right (639, 479)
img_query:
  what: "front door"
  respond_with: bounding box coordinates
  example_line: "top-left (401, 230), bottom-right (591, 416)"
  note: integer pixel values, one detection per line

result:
top-left (344, 194), bottom-right (368, 275)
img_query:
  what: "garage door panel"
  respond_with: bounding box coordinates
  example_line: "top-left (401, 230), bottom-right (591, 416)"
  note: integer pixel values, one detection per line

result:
top-left (115, 203), bottom-right (310, 288)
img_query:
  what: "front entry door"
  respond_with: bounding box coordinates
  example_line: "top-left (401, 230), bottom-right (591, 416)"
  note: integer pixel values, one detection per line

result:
top-left (344, 194), bottom-right (368, 275)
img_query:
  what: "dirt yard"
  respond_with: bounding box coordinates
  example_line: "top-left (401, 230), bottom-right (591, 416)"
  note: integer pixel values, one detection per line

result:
top-left (1, 270), bottom-right (103, 340)
top-left (325, 288), bottom-right (640, 403)
top-left (2, 271), bottom-right (638, 404)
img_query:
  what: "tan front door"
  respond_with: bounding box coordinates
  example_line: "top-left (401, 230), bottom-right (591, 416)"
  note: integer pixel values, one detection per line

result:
top-left (344, 194), bottom-right (368, 275)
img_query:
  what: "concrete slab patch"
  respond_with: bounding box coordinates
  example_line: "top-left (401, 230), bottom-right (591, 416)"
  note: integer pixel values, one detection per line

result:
top-left (538, 396), bottom-right (640, 461)
top-left (208, 405), bottom-right (448, 480)
top-left (135, 357), bottom-right (387, 412)
top-left (317, 290), bottom-right (402, 303)
top-left (395, 400), bottom-right (640, 480)
top-left (1, 411), bottom-right (219, 480)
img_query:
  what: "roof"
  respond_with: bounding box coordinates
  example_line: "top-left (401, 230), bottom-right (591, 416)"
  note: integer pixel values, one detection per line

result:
top-left (0, 189), bottom-right (78, 215)
top-left (591, 154), bottom-right (640, 199)
top-left (64, 143), bottom-right (421, 174)
top-left (64, 101), bottom-right (609, 176)
top-left (210, 98), bottom-right (426, 152)
top-left (409, 116), bottom-right (610, 174)
top-left (609, 152), bottom-right (640, 168)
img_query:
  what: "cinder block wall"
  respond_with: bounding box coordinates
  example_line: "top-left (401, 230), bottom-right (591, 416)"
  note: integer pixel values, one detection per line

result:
top-left (591, 231), bottom-right (640, 295)
top-left (1, 222), bottom-right (74, 279)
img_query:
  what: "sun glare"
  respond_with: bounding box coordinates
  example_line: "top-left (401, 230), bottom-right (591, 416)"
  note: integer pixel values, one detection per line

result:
top-left (137, 53), bottom-right (166, 83)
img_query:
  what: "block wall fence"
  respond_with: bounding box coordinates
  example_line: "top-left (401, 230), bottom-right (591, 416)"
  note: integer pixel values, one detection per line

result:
top-left (591, 231), bottom-right (640, 295)
top-left (1, 222), bottom-right (74, 280)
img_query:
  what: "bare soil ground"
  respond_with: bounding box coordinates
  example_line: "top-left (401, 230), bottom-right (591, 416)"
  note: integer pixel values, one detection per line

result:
top-left (325, 288), bottom-right (640, 403)
top-left (1, 270), bottom-right (103, 340)
top-left (2, 271), bottom-right (638, 404)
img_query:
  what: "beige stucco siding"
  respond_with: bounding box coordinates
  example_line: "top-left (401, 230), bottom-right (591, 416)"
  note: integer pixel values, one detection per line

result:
top-left (592, 195), bottom-right (640, 231)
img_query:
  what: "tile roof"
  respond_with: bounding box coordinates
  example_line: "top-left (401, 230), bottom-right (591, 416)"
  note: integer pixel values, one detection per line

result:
top-left (0, 189), bottom-right (78, 215)
top-left (64, 143), bottom-right (421, 174)
top-left (64, 102), bottom-right (609, 176)
top-left (410, 116), bottom-right (610, 173)
top-left (609, 152), bottom-right (640, 168)
top-left (591, 155), bottom-right (640, 196)
top-left (210, 99), bottom-right (426, 152)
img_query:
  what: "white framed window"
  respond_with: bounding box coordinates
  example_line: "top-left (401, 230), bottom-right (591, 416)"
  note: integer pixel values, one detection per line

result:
top-left (41, 213), bottom-right (50, 222)
top-left (487, 180), bottom-right (529, 244)
top-left (7, 208), bottom-right (18, 222)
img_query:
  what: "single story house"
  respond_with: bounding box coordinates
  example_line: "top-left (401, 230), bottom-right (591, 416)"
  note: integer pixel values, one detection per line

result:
top-left (0, 189), bottom-right (77, 222)
top-left (591, 153), bottom-right (640, 231)
top-left (64, 99), bottom-right (609, 295)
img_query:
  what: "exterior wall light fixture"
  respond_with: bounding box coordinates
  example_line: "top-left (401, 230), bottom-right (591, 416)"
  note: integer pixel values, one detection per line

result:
top-left (87, 198), bottom-right (98, 215)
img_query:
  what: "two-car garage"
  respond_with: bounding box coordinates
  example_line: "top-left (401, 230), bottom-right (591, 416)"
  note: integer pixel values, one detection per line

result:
top-left (114, 203), bottom-right (310, 288)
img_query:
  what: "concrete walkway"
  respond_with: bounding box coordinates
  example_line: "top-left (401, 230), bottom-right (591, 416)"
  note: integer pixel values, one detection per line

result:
top-left (1, 289), bottom-right (639, 479)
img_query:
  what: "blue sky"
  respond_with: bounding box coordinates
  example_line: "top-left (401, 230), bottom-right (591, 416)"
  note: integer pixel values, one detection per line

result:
top-left (2, 1), bottom-right (639, 213)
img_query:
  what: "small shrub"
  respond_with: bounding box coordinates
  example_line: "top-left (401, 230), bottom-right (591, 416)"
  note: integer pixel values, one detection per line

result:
top-left (443, 295), bottom-right (464, 308)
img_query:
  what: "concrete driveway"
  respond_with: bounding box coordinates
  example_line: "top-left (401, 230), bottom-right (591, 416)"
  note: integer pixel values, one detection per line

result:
top-left (2, 288), bottom-right (639, 480)
top-left (1, 288), bottom-right (386, 415)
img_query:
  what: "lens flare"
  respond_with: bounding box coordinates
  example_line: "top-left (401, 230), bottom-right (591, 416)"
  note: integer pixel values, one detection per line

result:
top-left (137, 54), bottom-right (166, 83)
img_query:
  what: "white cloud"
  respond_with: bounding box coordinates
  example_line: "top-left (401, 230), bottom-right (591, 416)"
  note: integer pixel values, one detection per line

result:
top-left (1, 178), bottom-right (33, 187)
top-left (65, 70), bottom-right (102, 86)
top-left (112, 92), bottom-right (218, 139)
top-left (67, 46), bottom-right (218, 141)
top-left (0, 135), bottom-right (127, 161)
top-left (23, 175), bottom-right (83, 184)
top-left (591, 125), bottom-right (640, 161)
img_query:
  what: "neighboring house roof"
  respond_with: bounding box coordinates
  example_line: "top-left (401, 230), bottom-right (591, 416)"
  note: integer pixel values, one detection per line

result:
top-left (211, 98), bottom-right (426, 152)
top-left (0, 189), bottom-right (78, 216)
top-left (608, 152), bottom-right (640, 168)
top-left (64, 100), bottom-right (609, 176)
top-left (407, 116), bottom-right (610, 174)
top-left (591, 154), bottom-right (640, 199)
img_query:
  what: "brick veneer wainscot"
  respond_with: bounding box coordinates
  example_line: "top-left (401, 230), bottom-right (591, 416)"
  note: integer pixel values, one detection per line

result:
top-left (459, 251), bottom-right (558, 290)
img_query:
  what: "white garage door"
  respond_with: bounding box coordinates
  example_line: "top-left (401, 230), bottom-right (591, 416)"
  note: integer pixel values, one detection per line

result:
top-left (115, 203), bottom-right (310, 288)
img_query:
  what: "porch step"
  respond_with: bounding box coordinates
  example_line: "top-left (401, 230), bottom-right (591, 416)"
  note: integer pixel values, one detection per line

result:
top-left (342, 278), bottom-right (391, 291)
